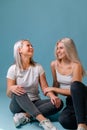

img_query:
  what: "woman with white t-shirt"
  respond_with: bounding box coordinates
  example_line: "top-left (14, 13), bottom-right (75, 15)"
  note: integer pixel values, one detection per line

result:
top-left (6, 39), bottom-right (63, 130)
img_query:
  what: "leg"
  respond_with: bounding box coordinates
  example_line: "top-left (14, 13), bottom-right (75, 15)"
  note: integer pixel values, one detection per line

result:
top-left (10, 93), bottom-right (25, 114)
top-left (71, 81), bottom-right (87, 124)
top-left (71, 81), bottom-right (87, 130)
top-left (10, 93), bottom-right (58, 130)
top-left (34, 99), bottom-right (63, 117)
top-left (10, 93), bottom-right (42, 117)
top-left (58, 105), bottom-right (77, 129)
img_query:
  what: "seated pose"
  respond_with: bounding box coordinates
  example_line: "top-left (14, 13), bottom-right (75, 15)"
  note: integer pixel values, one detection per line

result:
top-left (6, 39), bottom-right (63, 130)
top-left (44, 37), bottom-right (87, 130)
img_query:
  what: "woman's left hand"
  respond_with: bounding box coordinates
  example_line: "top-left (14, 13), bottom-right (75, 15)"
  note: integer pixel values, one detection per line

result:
top-left (43, 87), bottom-right (61, 108)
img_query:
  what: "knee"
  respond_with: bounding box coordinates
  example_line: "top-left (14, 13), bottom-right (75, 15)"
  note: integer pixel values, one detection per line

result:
top-left (71, 81), bottom-right (85, 93)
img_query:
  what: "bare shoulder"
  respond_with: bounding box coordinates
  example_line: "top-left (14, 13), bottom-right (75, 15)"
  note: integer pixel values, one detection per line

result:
top-left (73, 62), bottom-right (82, 72)
top-left (50, 60), bottom-right (57, 68)
top-left (73, 62), bottom-right (82, 68)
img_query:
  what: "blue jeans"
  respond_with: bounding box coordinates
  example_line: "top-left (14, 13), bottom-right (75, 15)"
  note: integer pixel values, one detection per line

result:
top-left (10, 93), bottom-right (63, 118)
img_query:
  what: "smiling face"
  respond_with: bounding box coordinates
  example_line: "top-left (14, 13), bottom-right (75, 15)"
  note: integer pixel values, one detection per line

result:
top-left (56, 42), bottom-right (67, 60)
top-left (19, 40), bottom-right (34, 58)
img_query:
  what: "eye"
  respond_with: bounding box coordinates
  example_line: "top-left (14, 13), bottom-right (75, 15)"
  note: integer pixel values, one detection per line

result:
top-left (60, 46), bottom-right (63, 49)
top-left (27, 44), bottom-right (33, 48)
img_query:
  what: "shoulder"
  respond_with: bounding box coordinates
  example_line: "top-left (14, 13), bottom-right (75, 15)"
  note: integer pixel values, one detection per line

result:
top-left (34, 63), bottom-right (45, 75)
top-left (73, 62), bottom-right (82, 69)
top-left (51, 60), bottom-right (57, 68)
top-left (7, 64), bottom-right (16, 71)
top-left (7, 64), bottom-right (17, 79)
top-left (35, 63), bottom-right (43, 68)
top-left (72, 62), bottom-right (82, 73)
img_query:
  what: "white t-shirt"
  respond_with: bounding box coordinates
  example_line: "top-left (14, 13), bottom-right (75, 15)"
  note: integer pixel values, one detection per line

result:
top-left (6, 63), bottom-right (45, 101)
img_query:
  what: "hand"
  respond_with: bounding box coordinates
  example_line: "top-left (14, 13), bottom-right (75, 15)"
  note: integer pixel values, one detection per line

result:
top-left (50, 95), bottom-right (61, 108)
top-left (11, 85), bottom-right (26, 95)
top-left (44, 87), bottom-right (54, 95)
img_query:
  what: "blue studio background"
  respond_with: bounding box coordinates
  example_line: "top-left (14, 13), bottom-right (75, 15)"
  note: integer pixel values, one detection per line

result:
top-left (0, 0), bottom-right (87, 130)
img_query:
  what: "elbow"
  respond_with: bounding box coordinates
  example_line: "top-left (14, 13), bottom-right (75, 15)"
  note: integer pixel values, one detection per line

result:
top-left (6, 90), bottom-right (11, 98)
top-left (6, 91), bottom-right (9, 97)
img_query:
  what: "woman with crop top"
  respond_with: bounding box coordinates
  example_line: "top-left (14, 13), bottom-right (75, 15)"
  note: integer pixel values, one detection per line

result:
top-left (6, 40), bottom-right (63, 130)
top-left (44, 38), bottom-right (87, 130)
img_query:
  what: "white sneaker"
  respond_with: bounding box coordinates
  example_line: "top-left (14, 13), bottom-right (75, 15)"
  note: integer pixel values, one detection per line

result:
top-left (77, 127), bottom-right (87, 130)
top-left (39, 119), bottom-right (57, 130)
top-left (13, 113), bottom-right (31, 127)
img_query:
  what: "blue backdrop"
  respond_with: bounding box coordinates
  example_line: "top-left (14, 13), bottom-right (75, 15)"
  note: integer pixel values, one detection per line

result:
top-left (0, 0), bottom-right (87, 89)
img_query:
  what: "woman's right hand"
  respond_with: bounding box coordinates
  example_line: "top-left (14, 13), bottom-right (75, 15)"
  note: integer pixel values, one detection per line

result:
top-left (11, 85), bottom-right (26, 96)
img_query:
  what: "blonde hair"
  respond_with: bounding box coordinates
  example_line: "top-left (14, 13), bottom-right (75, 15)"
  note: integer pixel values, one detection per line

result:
top-left (14, 39), bottom-right (35, 70)
top-left (54, 37), bottom-right (85, 76)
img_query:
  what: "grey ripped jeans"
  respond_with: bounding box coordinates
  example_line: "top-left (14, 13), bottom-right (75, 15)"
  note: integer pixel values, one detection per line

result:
top-left (10, 93), bottom-right (63, 118)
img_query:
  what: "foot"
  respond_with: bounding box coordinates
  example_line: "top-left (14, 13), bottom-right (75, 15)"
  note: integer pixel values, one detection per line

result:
top-left (77, 127), bottom-right (87, 130)
top-left (39, 119), bottom-right (58, 130)
top-left (13, 112), bottom-right (31, 127)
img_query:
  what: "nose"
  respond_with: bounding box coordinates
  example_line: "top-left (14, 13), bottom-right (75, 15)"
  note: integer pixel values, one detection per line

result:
top-left (57, 49), bottom-right (60, 53)
top-left (30, 45), bottom-right (33, 48)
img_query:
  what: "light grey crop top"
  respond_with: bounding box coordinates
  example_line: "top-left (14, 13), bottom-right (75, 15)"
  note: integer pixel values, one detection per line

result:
top-left (56, 70), bottom-right (72, 89)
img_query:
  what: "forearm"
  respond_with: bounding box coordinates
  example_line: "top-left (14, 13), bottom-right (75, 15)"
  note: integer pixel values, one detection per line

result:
top-left (54, 87), bottom-right (71, 96)
top-left (6, 87), bottom-right (12, 98)
top-left (45, 91), bottom-right (57, 98)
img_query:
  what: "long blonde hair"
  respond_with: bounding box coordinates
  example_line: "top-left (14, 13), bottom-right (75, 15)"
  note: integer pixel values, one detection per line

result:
top-left (54, 37), bottom-right (85, 76)
top-left (14, 39), bottom-right (35, 70)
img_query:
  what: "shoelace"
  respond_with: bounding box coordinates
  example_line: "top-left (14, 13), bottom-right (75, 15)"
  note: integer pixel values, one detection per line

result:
top-left (22, 117), bottom-right (31, 125)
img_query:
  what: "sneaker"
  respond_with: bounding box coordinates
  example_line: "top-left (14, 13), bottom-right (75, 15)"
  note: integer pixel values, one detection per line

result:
top-left (39, 119), bottom-right (57, 130)
top-left (77, 127), bottom-right (87, 130)
top-left (13, 113), bottom-right (31, 127)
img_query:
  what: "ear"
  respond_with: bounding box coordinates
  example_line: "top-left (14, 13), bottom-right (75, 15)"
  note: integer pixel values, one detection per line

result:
top-left (18, 47), bottom-right (22, 54)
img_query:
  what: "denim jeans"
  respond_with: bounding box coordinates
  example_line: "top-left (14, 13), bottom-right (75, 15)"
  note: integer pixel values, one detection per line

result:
top-left (71, 81), bottom-right (87, 125)
top-left (10, 93), bottom-right (63, 118)
top-left (58, 96), bottom-right (77, 129)
top-left (59, 81), bottom-right (87, 129)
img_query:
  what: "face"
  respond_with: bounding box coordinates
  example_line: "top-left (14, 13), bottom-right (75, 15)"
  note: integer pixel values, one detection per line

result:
top-left (56, 42), bottom-right (66, 60)
top-left (19, 41), bottom-right (34, 58)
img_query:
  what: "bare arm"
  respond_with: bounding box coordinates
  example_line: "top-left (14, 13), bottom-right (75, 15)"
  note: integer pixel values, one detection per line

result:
top-left (6, 78), bottom-right (15, 97)
top-left (39, 72), bottom-right (61, 108)
top-left (44, 62), bottom-right (83, 96)
top-left (51, 61), bottom-right (59, 88)
top-left (72, 63), bottom-right (83, 82)
top-left (53, 63), bottom-right (83, 95)
top-left (44, 87), bottom-right (71, 96)
top-left (39, 72), bottom-right (55, 97)
top-left (47, 61), bottom-right (70, 96)
top-left (6, 78), bottom-right (26, 98)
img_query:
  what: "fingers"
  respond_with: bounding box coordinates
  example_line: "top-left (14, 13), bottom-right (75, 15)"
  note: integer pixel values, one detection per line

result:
top-left (43, 88), bottom-right (51, 95)
top-left (55, 98), bottom-right (61, 108)
top-left (12, 86), bottom-right (26, 96)
top-left (51, 97), bottom-right (61, 108)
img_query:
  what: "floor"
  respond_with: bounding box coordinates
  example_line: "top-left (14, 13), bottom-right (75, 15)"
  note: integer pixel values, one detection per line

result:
top-left (0, 82), bottom-right (72, 130)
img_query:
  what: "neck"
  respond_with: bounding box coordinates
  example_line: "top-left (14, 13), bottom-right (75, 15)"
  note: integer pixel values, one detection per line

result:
top-left (59, 58), bottom-right (71, 65)
top-left (21, 57), bottom-right (31, 70)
